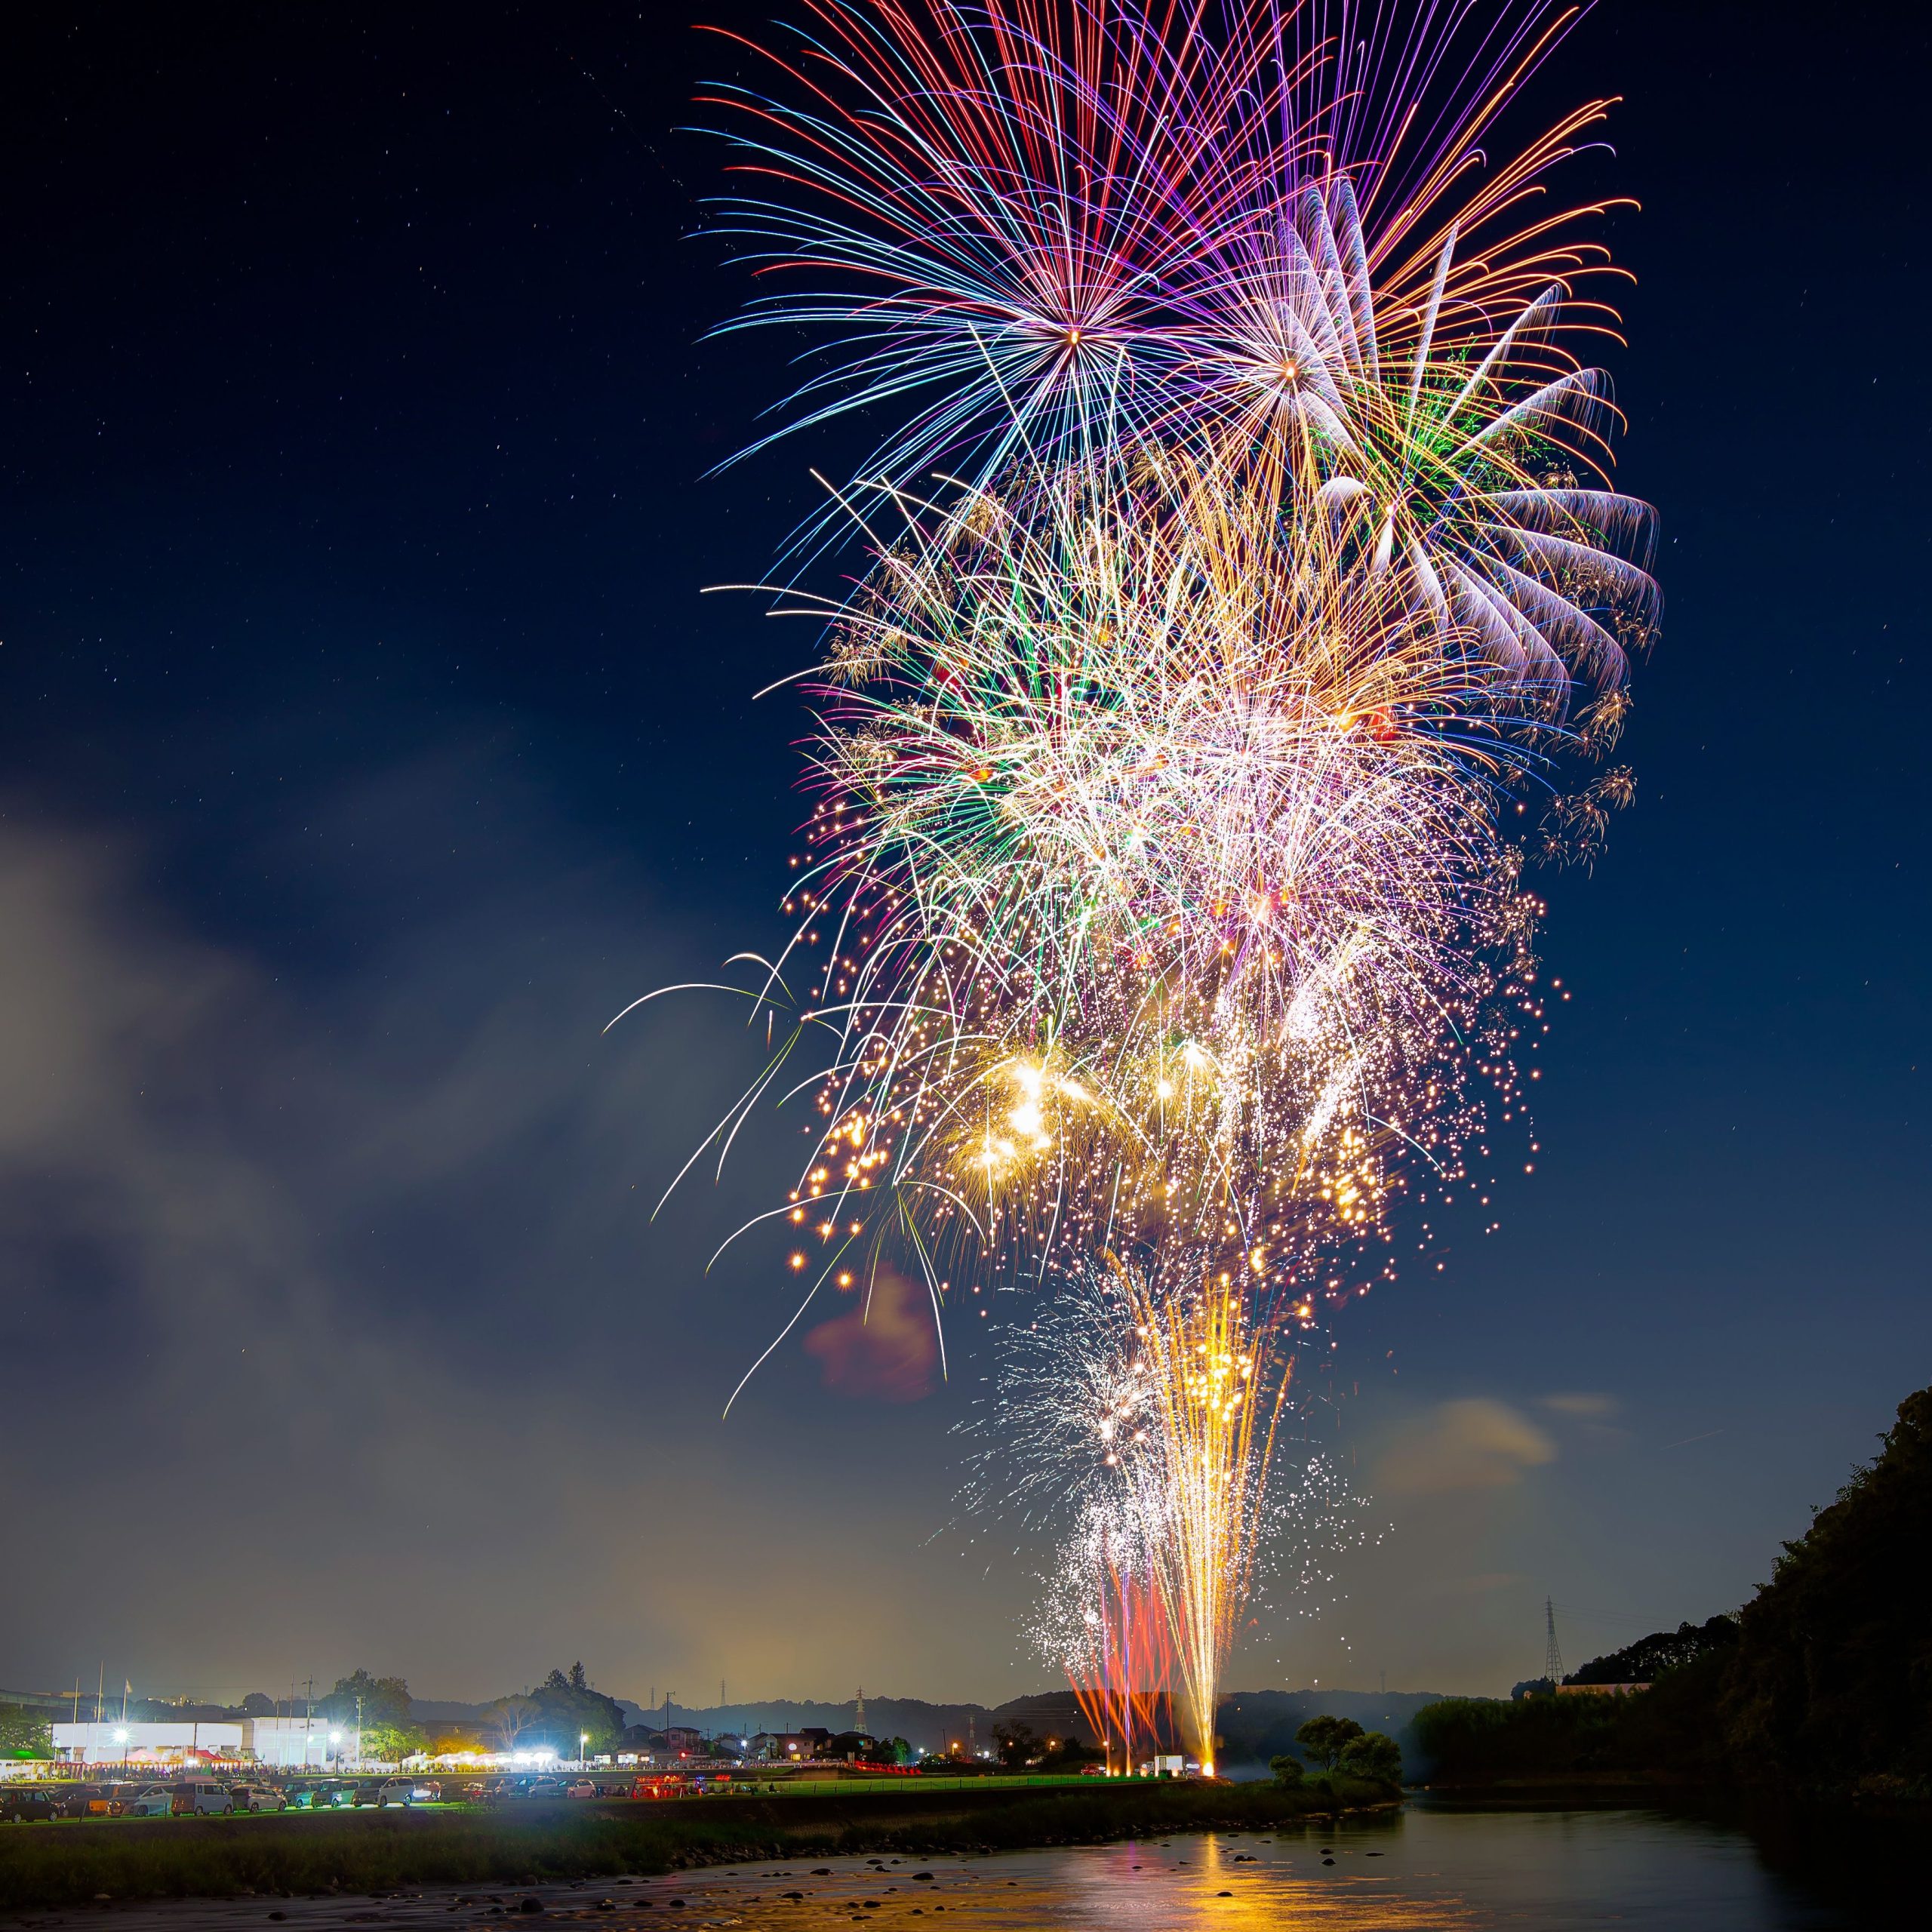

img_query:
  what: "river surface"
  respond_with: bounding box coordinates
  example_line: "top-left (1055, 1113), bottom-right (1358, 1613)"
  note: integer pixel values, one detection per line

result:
top-left (13, 1801), bottom-right (1913, 1931)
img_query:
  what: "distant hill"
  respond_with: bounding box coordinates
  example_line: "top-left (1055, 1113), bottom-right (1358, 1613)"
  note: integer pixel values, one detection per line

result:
top-left (614, 1696), bottom-right (1041, 1754)
top-left (607, 1685), bottom-right (1448, 1770)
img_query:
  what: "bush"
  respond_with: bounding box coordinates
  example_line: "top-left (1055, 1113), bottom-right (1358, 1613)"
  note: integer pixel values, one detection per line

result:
top-left (1294, 1715), bottom-right (1364, 1770)
top-left (0, 1706), bottom-right (54, 1759)
top-left (1338, 1731), bottom-right (1402, 1785)
top-left (1267, 1754), bottom-right (1303, 1786)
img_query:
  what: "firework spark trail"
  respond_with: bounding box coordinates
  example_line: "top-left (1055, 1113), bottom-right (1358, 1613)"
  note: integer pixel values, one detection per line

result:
top-left (1111, 1262), bottom-right (1288, 1774)
top-left (1034, 1503), bottom-right (1172, 1777)
top-left (998, 1258), bottom-right (1377, 1770)
top-left (645, 0), bottom-right (1658, 1755)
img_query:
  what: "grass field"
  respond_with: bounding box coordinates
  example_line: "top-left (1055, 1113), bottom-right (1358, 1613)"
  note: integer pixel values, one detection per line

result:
top-left (0, 1777), bottom-right (1395, 1909)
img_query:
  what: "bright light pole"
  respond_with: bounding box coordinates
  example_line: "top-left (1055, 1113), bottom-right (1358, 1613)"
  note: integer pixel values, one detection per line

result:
top-left (579, 1731), bottom-right (589, 1769)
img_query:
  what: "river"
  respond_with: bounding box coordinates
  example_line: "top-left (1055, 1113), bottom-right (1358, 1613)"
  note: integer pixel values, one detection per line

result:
top-left (23, 1799), bottom-right (1913, 1931)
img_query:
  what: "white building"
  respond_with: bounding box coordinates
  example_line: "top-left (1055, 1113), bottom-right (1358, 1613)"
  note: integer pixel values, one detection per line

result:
top-left (242, 1718), bottom-right (340, 1767)
top-left (53, 1717), bottom-right (339, 1767)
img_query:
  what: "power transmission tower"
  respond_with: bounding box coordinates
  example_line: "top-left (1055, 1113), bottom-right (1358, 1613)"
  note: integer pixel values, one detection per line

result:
top-left (1544, 1598), bottom-right (1564, 1687)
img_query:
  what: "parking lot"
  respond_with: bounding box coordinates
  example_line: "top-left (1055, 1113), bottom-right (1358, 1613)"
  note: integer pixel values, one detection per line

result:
top-left (0, 1766), bottom-right (1090, 1828)
top-left (0, 1770), bottom-right (667, 1823)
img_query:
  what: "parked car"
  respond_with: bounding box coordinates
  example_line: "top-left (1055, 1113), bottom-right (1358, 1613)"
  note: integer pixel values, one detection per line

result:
top-left (522, 1777), bottom-right (561, 1800)
top-left (122, 1784), bottom-right (178, 1818)
top-left (291, 1779), bottom-right (353, 1810)
top-left (376, 1776), bottom-right (439, 1806)
top-left (229, 1783), bottom-right (287, 1813)
top-left (561, 1778), bottom-right (596, 1798)
top-left (50, 1783), bottom-right (110, 1818)
top-left (0, 1786), bottom-right (57, 1822)
top-left (171, 1778), bottom-right (238, 1816)
top-left (349, 1780), bottom-right (387, 1807)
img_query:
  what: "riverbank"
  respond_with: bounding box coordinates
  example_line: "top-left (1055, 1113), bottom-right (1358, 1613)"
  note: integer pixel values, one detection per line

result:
top-left (0, 1780), bottom-right (1396, 1911)
top-left (1420, 1773), bottom-right (1703, 1795)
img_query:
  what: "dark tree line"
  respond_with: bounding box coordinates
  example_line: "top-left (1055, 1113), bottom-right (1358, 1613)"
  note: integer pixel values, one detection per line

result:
top-left (1417, 1384), bottom-right (1932, 1795)
top-left (1564, 1615), bottom-right (1740, 1687)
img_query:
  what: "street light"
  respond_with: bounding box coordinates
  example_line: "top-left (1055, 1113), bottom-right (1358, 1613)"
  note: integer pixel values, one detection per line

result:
top-left (580, 1731), bottom-right (589, 1768)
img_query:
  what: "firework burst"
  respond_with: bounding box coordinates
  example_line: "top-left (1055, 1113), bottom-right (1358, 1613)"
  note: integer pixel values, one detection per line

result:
top-left (714, 440), bottom-right (1589, 1323)
top-left (645, 0), bottom-right (1659, 1749)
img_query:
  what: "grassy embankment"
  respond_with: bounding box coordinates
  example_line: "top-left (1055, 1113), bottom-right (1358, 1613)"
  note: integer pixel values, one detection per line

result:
top-left (0, 1778), bottom-right (1392, 1910)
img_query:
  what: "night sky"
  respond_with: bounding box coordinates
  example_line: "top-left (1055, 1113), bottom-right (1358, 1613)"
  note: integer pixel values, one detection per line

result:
top-left (2, 0), bottom-right (1925, 1712)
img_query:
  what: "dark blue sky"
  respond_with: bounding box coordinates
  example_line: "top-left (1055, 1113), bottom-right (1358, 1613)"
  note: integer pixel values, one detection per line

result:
top-left (0, 0), bottom-right (1924, 1709)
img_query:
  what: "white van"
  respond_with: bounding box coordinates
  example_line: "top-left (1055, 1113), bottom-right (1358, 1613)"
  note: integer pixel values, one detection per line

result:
top-left (170, 1777), bottom-right (237, 1816)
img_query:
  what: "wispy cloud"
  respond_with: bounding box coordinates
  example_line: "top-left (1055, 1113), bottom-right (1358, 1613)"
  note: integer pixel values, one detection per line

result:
top-left (1539, 1392), bottom-right (1620, 1419)
top-left (1377, 1399), bottom-right (1558, 1495)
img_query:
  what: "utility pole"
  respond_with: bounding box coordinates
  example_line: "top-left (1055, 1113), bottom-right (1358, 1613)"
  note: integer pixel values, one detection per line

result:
top-left (1544, 1598), bottom-right (1564, 1688)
